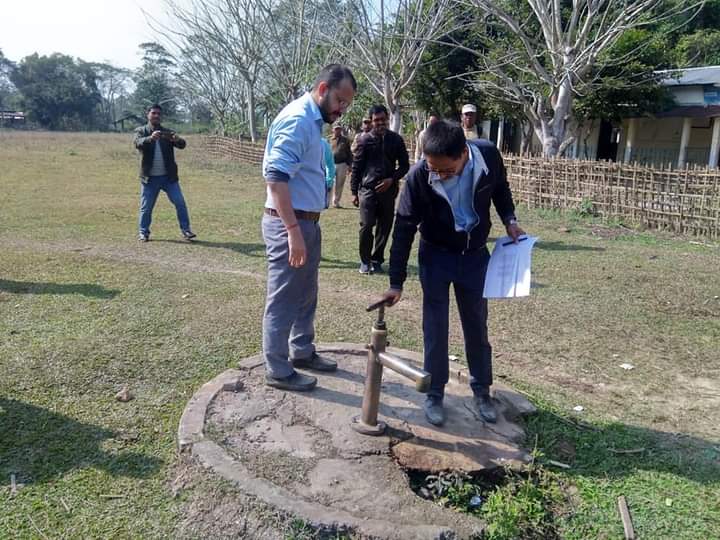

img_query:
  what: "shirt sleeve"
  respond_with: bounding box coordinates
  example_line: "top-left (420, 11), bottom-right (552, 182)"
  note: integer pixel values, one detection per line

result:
top-left (263, 116), bottom-right (308, 182)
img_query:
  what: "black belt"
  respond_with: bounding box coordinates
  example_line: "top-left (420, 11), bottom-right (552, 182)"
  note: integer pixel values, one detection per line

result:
top-left (264, 207), bottom-right (320, 222)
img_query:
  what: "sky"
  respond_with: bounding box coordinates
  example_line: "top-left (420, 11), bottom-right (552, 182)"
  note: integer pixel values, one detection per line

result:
top-left (1, 0), bottom-right (171, 69)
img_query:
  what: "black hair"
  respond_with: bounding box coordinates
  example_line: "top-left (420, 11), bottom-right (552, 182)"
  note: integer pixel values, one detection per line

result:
top-left (147, 104), bottom-right (162, 113)
top-left (368, 104), bottom-right (388, 118)
top-left (423, 120), bottom-right (467, 159)
top-left (313, 64), bottom-right (357, 91)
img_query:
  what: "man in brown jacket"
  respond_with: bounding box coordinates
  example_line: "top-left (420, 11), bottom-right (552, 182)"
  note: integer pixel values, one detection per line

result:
top-left (133, 104), bottom-right (195, 242)
top-left (330, 124), bottom-right (352, 207)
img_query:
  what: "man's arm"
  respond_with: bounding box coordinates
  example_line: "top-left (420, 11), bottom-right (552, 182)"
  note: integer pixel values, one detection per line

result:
top-left (489, 148), bottom-right (525, 241)
top-left (387, 174), bottom-right (421, 293)
top-left (172, 134), bottom-right (186, 149)
top-left (133, 128), bottom-right (153, 150)
top-left (267, 182), bottom-right (307, 268)
top-left (350, 135), bottom-right (368, 204)
top-left (392, 136), bottom-right (410, 182)
top-left (264, 117), bottom-right (310, 267)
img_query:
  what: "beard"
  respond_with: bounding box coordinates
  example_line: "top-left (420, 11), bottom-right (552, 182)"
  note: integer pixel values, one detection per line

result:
top-left (318, 98), bottom-right (338, 124)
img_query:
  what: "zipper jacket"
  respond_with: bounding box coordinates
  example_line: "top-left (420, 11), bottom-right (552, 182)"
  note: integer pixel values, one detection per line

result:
top-left (388, 139), bottom-right (517, 290)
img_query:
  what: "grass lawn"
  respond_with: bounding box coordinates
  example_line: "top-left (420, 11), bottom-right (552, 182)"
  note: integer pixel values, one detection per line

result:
top-left (0, 131), bottom-right (718, 539)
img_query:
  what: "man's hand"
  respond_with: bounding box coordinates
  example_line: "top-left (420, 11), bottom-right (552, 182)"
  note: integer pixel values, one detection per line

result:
top-left (352, 195), bottom-right (359, 207)
top-left (377, 288), bottom-right (402, 307)
top-left (287, 227), bottom-right (307, 267)
top-left (150, 130), bottom-right (162, 141)
top-left (375, 178), bottom-right (393, 194)
top-left (505, 222), bottom-right (526, 243)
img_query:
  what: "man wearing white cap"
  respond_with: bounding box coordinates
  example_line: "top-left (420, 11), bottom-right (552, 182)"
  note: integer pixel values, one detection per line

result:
top-left (461, 104), bottom-right (481, 140)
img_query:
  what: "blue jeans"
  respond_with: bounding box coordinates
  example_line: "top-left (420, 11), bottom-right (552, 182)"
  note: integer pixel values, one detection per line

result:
top-left (419, 240), bottom-right (493, 400)
top-left (261, 215), bottom-right (321, 378)
top-left (138, 175), bottom-right (191, 235)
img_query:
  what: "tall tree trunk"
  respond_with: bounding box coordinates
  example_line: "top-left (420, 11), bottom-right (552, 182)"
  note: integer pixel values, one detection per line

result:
top-left (247, 88), bottom-right (257, 143)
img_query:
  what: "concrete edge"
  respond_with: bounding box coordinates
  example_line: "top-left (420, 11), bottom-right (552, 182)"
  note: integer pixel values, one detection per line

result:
top-left (177, 368), bottom-right (244, 452)
top-left (191, 439), bottom-right (457, 539)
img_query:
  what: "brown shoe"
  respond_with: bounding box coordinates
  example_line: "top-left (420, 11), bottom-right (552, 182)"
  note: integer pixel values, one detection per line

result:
top-left (291, 352), bottom-right (337, 372)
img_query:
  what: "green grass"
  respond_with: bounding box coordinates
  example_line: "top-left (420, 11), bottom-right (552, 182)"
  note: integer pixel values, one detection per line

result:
top-left (0, 131), bottom-right (718, 538)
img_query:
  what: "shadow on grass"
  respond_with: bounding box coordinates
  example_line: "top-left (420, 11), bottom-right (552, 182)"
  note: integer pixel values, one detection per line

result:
top-left (534, 241), bottom-right (604, 252)
top-left (155, 239), bottom-right (266, 256)
top-left (523, 407), bottom-right (720, 485)
top-left (0, 279), bottom-right (119, 299)
top-left (155, 238), bottom-right (420, 275)
top-left (0, 398), bottom-right (162, 485)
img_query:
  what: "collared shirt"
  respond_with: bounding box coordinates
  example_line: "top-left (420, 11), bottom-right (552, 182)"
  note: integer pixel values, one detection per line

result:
top-left (263, 92), bottom-right (326, 212)
top-left (437, 145), bottom-right (477, 232)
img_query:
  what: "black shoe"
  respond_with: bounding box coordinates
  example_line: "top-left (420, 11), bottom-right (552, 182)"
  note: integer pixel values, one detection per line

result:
top-left (182, 230), bottom-right (197, 241)
top-left (371, 262), bottom-right (384, 274)
top-left (265, 371), bottom-right (317, 391)
top-left (359, 262), bottom-right (373, 274)
top-left (423, 396), bottom-right (446, 426)
top-left (291, 352), bottom-right (337, 372)
top-left (138, 232), bottom-right (150, 242)
top-left (473, 394), bottom-right (498, 423)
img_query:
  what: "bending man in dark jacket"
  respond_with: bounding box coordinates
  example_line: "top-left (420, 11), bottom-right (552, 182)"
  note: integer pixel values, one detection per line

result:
top-left (351, 105), bottom-right (409, 274)
top-left (377, 120), bottom-right (526, 427)
top-left (133, 104), bottom-right (195, 242)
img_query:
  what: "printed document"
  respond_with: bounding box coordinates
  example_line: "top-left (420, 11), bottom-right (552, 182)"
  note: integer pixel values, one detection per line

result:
top-left (483, 236), bottom-right (538, 298)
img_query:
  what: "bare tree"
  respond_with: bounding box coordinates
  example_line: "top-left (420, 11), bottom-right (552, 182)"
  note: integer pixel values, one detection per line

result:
top-left (323, 0), bottom-right (455, 133)
top-left (175, 34), bottom-right (239, 136)
top-left (460, 0), bottom-right (704, 157)
top-left (256, 0), bottom-right (330, 104)
top-left (153, 0), bottom-right (265, 142)
top-left (91, 63), bottom-right (132, 129)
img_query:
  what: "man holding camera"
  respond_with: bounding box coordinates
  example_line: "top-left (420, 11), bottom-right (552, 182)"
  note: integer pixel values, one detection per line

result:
top-left (133, 104), bottom-right (196, 242)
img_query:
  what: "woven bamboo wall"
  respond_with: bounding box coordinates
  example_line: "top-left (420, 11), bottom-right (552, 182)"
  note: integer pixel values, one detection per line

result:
top-left (503, 156), bottom-right (720, 239)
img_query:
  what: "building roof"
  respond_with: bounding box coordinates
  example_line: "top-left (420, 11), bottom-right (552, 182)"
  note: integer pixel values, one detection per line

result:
top-left (658, 66), bottom-right (720, 87)
top-left (654, 105), bottom-right (720, 118)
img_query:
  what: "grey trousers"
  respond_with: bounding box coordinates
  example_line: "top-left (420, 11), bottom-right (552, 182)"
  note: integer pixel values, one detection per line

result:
top-left (261, 215), bottom-right (321, 378)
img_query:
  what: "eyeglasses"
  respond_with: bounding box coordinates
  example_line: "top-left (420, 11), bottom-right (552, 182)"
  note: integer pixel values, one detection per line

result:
top-left (423, 163), bottom-right (459, 178)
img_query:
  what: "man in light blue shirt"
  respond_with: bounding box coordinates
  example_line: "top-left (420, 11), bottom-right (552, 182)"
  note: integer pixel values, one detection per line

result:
top-left (261, 65), bottom-right (357, 392)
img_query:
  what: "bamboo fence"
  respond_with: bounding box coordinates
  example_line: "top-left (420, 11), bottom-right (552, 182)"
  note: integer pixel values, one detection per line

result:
top-left (201, 136), bottom-right (720, 239)
top-left (503, 155), bottom-right (720, 239)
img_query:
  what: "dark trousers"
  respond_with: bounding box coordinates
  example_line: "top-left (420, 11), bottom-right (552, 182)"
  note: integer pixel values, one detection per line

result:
top-left (359, 190), bottom-right (396, 265)
top-left (419, 240), bottom-right (493, 400)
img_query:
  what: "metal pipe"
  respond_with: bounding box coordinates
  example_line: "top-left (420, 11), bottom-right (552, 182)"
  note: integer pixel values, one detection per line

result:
top-left (377, 352), bottom-right (431, 393)
top-left (359, 326), bottom-right (386, 427)
top-left (351, 299), bottom-right (432, 435)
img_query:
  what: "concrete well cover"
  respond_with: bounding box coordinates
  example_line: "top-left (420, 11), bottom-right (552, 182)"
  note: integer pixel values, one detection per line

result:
top-left (180, 344), bottom-right (536, 539)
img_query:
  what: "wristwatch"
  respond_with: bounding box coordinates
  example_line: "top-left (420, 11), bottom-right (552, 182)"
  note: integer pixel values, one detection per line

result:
top-left (507, 218), bottom-right (518, 226)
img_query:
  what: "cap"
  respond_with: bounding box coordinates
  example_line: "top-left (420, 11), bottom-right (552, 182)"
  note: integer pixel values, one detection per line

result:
top-left (461, 104), bottom-right (477, 114)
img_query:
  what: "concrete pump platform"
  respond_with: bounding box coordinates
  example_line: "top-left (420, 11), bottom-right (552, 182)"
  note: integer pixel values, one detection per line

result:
top-left (178, 344), bottom-right (536, 539)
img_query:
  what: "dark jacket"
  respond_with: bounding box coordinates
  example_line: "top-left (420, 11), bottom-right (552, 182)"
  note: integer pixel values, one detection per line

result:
top-left (330, 134), bottom-right (352, 165)
top-left (388, 139), bottom-right (517, 290)
top-left (133, 124), bottom-right (186, 183)
top-left (350, 130), bottom-right (409, 196)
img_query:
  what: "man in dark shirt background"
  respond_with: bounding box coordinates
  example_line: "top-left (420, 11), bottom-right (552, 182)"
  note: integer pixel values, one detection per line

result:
top-left (351, 105), bottom-right (409, 274)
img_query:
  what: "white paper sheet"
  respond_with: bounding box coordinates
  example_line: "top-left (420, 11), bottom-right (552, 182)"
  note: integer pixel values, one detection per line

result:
top-left (483, 235), bottom-right (538, 298)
